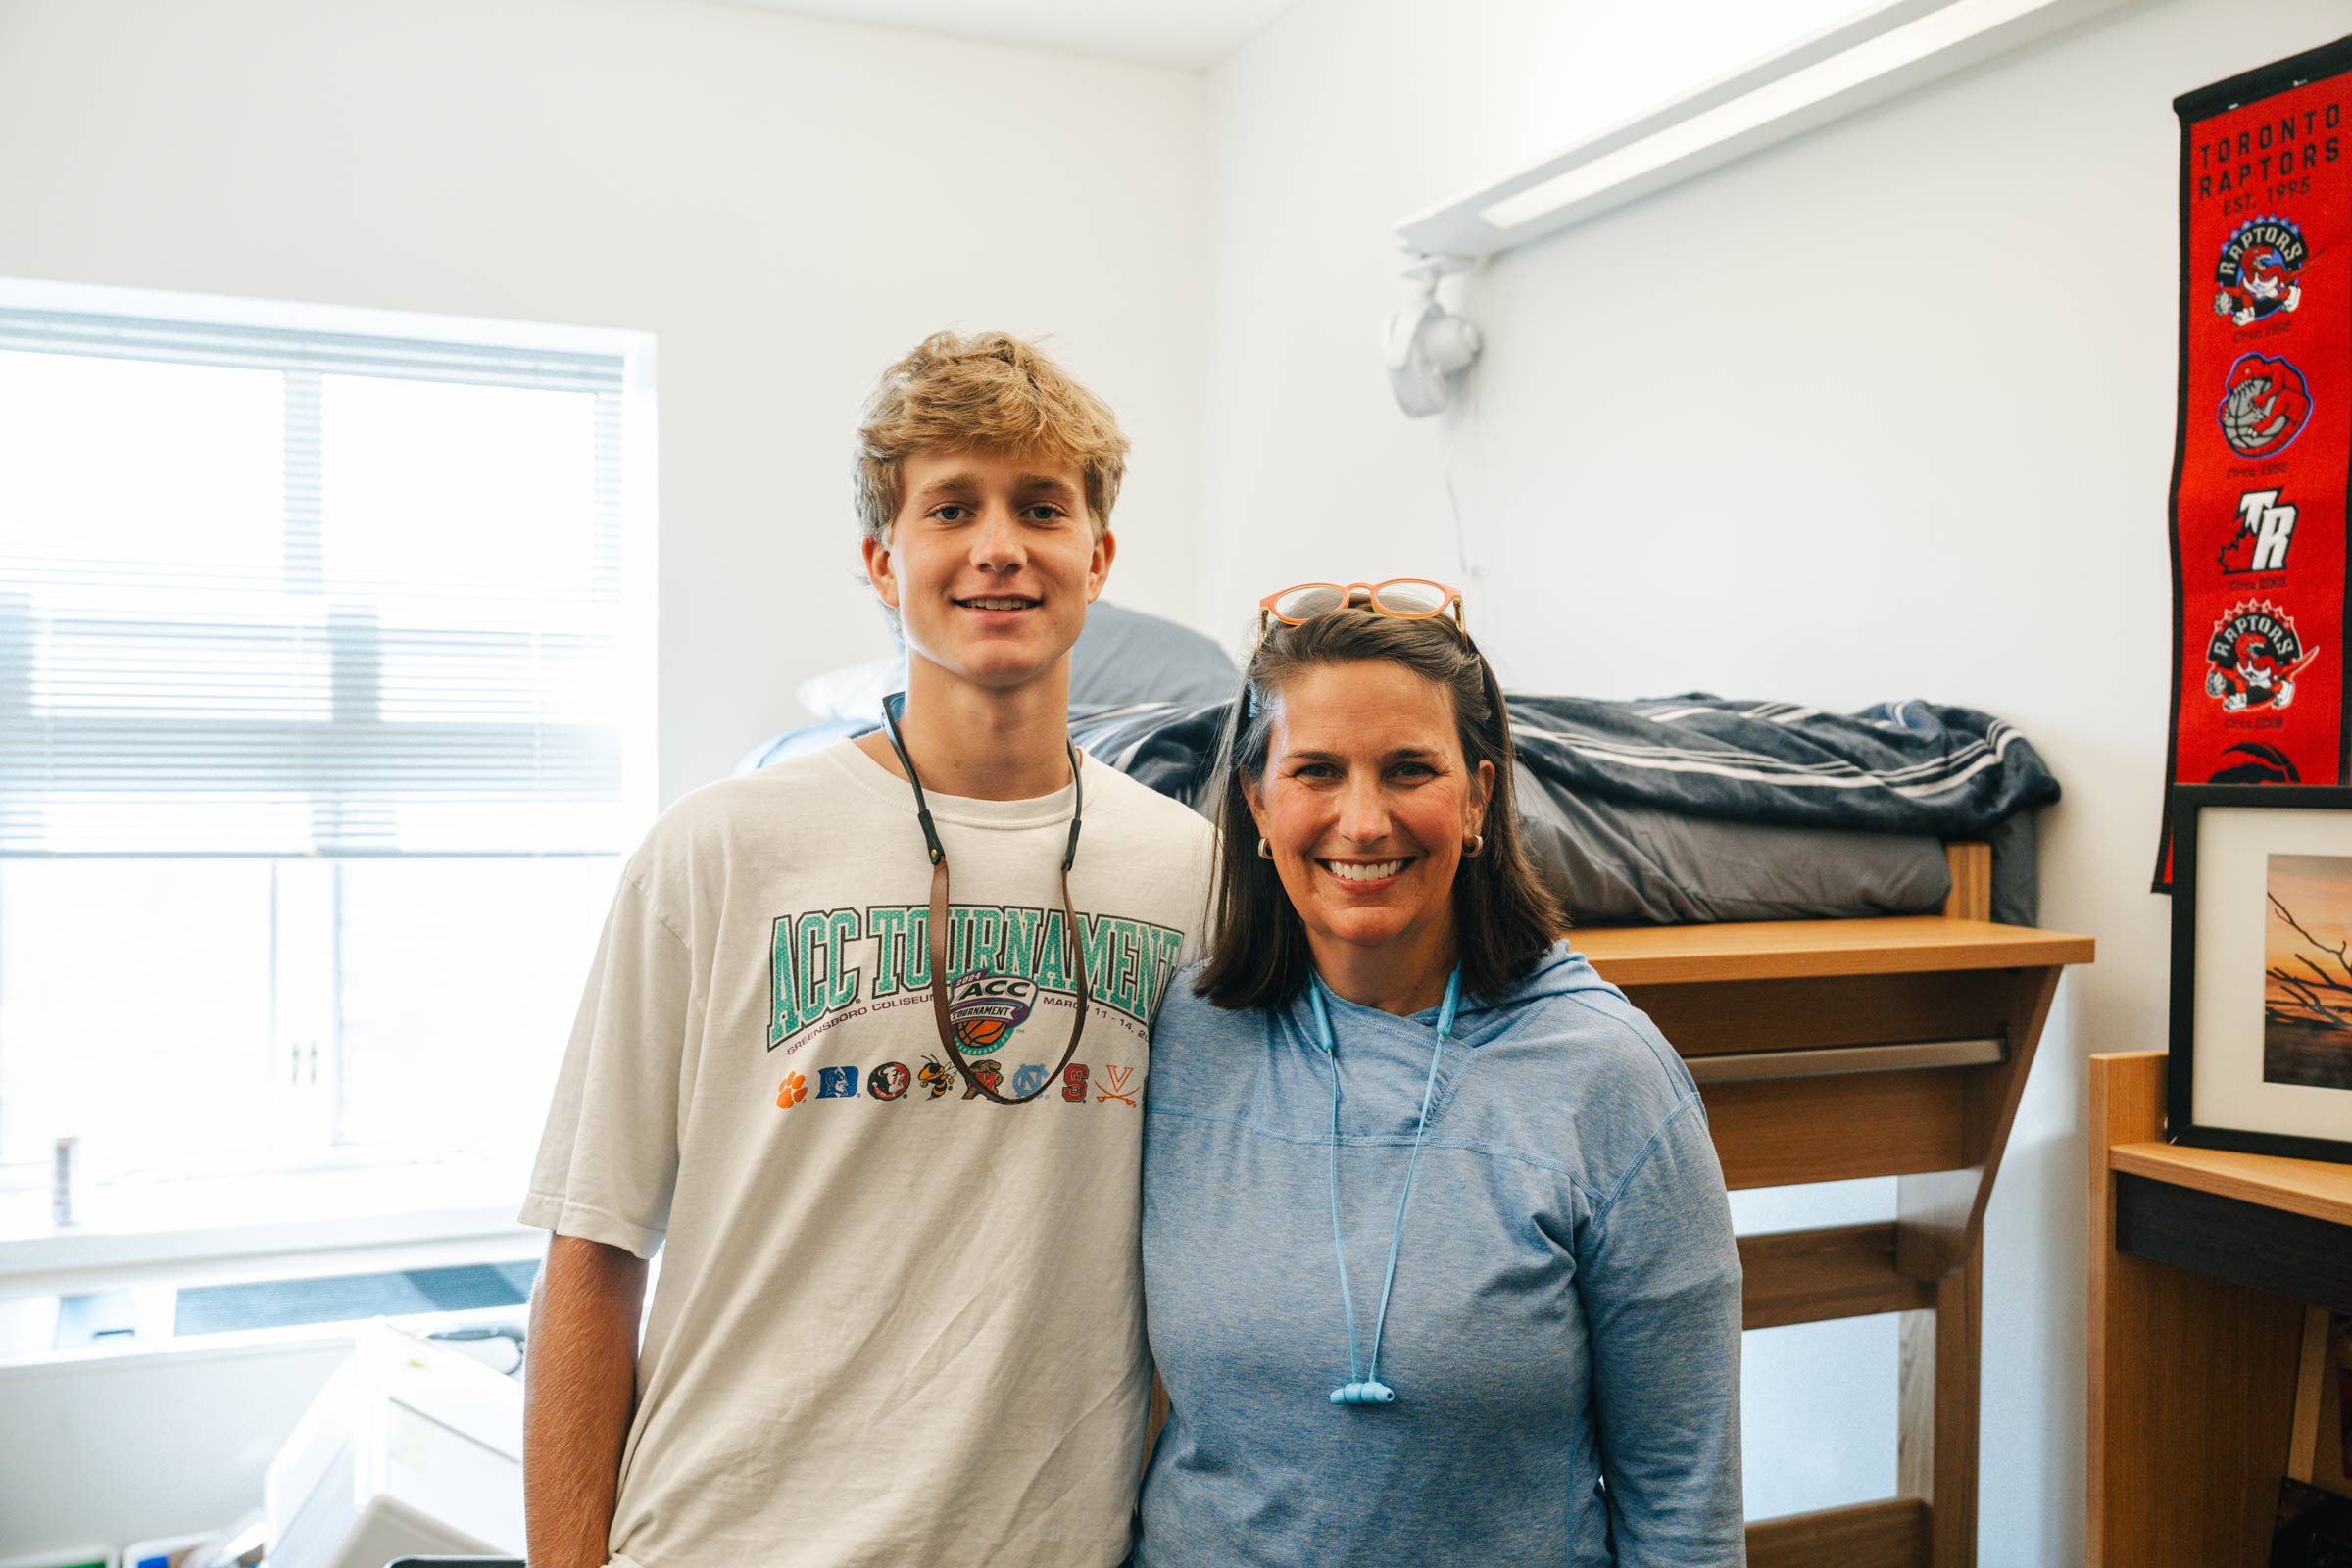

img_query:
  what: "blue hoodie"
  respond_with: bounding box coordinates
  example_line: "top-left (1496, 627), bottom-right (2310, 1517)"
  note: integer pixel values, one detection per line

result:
top-left (1137, 941), bottom-right (1744, 1567)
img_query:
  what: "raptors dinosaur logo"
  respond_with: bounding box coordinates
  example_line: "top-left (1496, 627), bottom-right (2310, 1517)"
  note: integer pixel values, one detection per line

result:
top-left (2213, 218), bottom-right (2307, 326)
top-left (2218, 353), bottom-right (2312, 459)
top-left (945, 971), bottom-right (1039, 1057)
top-left (2205, 603), bottom-right (2319, 713)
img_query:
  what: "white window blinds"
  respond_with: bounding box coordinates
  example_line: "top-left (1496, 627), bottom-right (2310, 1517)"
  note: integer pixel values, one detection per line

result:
top-left (0, 304), bottom-right (646, 856)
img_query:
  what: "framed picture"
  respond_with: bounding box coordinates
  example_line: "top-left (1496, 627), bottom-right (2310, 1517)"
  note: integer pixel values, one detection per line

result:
top-left (2169, 785), bottom-right (2352, 1164)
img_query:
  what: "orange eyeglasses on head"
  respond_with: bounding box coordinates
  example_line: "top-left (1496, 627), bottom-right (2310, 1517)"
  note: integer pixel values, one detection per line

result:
top-left (1255, 578), bottom-right (1467, 646)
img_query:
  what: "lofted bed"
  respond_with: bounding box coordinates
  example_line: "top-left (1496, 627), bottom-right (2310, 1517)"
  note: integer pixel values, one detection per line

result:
top-left (1577, 843), bottom-right (2094, 1568)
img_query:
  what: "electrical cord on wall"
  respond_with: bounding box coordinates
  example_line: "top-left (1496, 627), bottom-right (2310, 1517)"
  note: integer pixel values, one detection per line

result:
top-left (1443, 356), bottom-right (1489, 585)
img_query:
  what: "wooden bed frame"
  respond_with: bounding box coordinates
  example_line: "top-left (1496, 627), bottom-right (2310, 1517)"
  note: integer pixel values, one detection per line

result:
top-left (1575, 841), bottom-right (2093, 1568)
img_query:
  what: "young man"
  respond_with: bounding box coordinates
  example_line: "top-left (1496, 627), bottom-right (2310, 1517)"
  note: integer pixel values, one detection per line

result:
top-left (519, 332), bottom-right (1213, 1568)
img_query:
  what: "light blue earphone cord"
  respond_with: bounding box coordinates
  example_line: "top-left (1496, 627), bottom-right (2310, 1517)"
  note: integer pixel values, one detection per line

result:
top-left (1309, 963), bottom-right (1461, 1407)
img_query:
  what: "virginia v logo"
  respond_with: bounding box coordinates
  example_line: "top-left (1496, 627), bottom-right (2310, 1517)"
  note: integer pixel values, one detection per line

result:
top-left (2219, 487), bottom-right (2297, 575)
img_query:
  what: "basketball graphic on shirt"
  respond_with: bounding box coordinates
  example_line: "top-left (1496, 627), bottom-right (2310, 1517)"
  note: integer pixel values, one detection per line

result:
top-left (946, 971), bottom-right (1039, 1056)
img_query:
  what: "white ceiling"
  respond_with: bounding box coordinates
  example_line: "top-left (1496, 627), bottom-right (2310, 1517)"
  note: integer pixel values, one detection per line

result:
top-left (715, 0), bottom-right (1299, 70)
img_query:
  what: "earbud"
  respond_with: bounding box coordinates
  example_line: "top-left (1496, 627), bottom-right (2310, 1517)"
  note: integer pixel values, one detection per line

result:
top-left (1330, 1380), bottom-right (1396, 1405)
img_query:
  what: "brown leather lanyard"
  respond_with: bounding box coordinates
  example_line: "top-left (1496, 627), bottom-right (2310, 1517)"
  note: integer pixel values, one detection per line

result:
top-left (881, 692), bottom-right (1090, 1106)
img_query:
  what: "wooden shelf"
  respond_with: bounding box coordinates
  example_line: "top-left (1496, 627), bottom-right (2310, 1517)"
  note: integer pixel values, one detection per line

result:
top-left (1574, 915), bottom-right (2094, 985)
top-left (2088, 1052), bottom-right (2352, 1567)
top-left (2110, 1141), bottom-right (2352, 1230)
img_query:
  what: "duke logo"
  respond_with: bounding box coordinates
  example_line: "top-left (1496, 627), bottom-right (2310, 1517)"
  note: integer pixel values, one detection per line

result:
top-left (2205, 602), bottom-right (2319, 713)
top-left (946, 971), bottom-right (1039, 1057)
top-left (2214, 217), bottom-right (2307, 326)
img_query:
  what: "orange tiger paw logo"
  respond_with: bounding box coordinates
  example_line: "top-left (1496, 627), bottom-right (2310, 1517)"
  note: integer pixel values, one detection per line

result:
top-left (776, 1072), bottom-right (808, 1108)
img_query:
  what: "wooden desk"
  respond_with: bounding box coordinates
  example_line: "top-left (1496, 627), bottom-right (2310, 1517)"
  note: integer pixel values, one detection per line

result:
top-left (2088, 1051), bottom-right (2352, 1567)
top-left (1581, 871), bottom-right (2093, 1568)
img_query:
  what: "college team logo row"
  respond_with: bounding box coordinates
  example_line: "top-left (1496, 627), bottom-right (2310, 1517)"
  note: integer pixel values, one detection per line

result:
top-left (776, 1058), bottom-right (1143, 1108)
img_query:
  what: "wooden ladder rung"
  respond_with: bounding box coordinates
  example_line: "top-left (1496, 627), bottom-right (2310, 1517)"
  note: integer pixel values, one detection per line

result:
top-left (1740, 1223), bottom-right (1937, 1330)
top-left (1687, 1036), bottom-right (2004, 1084)
top-left (1748, 1496), bottom-right (1932, 1568)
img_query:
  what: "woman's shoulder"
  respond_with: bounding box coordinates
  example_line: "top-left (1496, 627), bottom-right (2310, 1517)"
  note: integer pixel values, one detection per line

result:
top-left (1152, 960), bottom-right (1259, 1048)
top-left (1457, 951), bottom-right (1705, 1188)
top-left (1491, 994), bottom-right (1693, 1114)
top-left (1475, 945), bottom-right (1691, 1093)
top-left (1146, 961), bottom-right (1272, 1109)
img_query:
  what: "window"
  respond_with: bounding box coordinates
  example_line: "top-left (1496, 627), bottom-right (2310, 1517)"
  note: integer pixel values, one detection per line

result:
top-left (0, 281), bottom-right (655, 1214)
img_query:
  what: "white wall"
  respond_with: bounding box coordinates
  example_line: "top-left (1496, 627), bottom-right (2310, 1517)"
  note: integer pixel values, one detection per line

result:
top-left (1198, 0), bottom-right (2344, 1556)
top-left (0, 0), bottom-right (1206, 802)
top-left (0, 0), bottom-right (1203, 1553)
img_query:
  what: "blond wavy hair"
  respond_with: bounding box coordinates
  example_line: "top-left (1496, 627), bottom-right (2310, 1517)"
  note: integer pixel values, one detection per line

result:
top-left (853, 330), bottom-right (1128, 546)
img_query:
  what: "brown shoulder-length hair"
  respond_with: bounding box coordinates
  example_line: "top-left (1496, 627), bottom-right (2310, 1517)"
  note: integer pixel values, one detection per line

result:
top-left (1194, 607), bottom-right (1563, 1011)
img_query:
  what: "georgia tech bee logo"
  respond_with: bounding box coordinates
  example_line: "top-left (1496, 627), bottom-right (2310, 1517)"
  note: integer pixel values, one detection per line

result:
top-left (945, 971), bottom-right (1039, 1057)
top-left (2205, 603), bottom-right (2319, 713)
top-left (2218, 353), bottom-right (2312, 459)
top-left (2214, 217), bottom-right (2307, 326)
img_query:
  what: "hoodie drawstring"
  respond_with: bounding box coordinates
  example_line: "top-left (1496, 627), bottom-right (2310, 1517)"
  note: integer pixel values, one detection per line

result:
top-left (1309, 963), bottom-right (1461, 1406)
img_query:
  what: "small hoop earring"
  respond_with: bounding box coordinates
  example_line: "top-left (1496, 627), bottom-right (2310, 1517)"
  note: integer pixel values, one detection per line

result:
top-left (1257, 837), bottom-right (1274, 860)
top-left (1463, 834), bottom-right (1485, 858)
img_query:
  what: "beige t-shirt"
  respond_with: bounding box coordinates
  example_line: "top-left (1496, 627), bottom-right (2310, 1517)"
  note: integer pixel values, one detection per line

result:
top-left (521, 740), bottom-right (1213, 1568)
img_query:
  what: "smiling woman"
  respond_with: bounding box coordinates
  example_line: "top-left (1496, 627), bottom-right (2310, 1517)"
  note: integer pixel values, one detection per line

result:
top-left (1139, 601), bottom-right (1745, 1568)
top-left (1244, 660), bottom-right (1495, 1011)
top-left (1197, 605), bottom-right (1559, 1009)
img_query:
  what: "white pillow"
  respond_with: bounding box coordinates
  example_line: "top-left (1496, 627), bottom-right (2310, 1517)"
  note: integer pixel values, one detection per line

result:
top-left (797, 656), bottom-right (903, 722)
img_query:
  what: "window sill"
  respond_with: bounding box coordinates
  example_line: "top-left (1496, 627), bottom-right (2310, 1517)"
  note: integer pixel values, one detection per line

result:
top-left (0, 1159), bottom-right (543, 1298)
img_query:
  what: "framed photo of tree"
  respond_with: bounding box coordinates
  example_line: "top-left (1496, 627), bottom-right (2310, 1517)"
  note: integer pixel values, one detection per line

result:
top-left (2171, 786), bottom-right (2352, 1165)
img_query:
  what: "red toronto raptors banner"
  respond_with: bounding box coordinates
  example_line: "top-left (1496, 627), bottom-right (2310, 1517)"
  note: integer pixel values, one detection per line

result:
top-left (2158, 34), bottom-right (2352, 889)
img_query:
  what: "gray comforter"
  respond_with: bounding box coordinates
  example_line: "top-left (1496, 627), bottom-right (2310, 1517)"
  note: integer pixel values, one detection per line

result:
top-left (1066, 694), bottom-right (2055, 925)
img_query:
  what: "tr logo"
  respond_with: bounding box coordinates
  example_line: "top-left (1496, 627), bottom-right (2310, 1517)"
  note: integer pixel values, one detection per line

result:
top-left (2220, 487), bottom-right (2297, 575)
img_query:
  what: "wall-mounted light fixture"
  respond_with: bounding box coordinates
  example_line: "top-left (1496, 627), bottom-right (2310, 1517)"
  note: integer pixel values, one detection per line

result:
top-left (1396, 0), bottom-right (2137, 260)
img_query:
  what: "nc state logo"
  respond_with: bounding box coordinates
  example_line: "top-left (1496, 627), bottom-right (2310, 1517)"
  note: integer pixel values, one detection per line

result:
top-left (946, 971), bottom-right (1039, 1057)
top-left (2214, 217), bottom-right (2307, 326)
top-left (2218, 353), bottom-right (2312, 459)
top-left (2205, 602), bottom-right (2319, 712)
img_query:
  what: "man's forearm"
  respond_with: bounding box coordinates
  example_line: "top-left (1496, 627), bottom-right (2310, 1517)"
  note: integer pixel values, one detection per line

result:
top-left (524, 1234), bottom-right (649, 1568)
